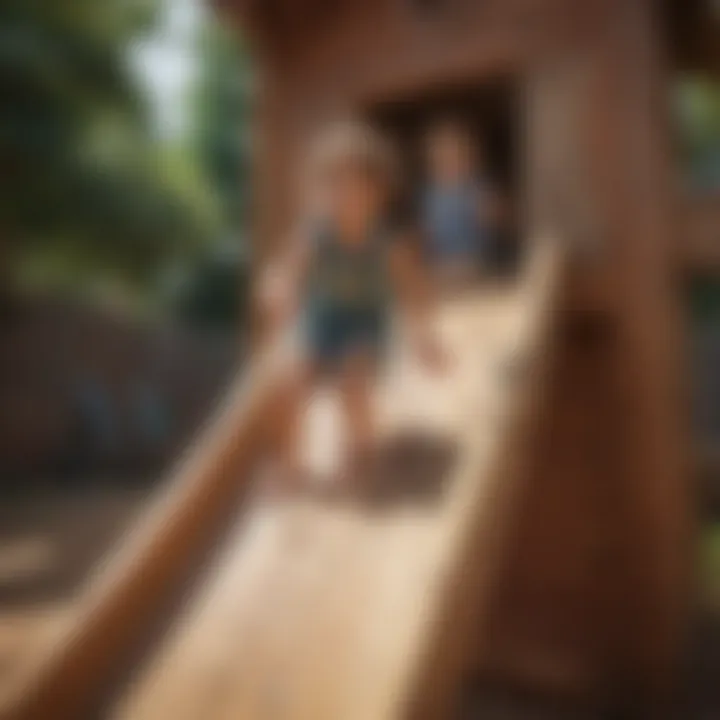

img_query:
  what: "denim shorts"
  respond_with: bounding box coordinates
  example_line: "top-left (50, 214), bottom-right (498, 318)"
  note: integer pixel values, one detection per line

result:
top-left (302, 305), bottom-right (387, 369)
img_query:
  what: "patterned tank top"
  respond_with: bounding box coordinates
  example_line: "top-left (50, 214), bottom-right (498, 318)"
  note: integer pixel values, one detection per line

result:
top-left (305, 223), bottom-right (390, 316)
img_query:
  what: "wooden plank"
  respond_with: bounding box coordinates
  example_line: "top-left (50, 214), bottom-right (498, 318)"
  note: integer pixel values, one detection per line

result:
top-left (484, 1), bottom-right (689, 704)
top-left (3, 341), bottom-right (296, 720)
top-left (111, 241), bottom-right (565, 720)
top-left (589, 1), bottom-right (688, 697)
top-left (398, 239), bottom-right (566, 719)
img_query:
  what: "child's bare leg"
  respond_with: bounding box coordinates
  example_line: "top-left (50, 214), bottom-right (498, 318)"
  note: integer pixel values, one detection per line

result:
top-left (437, 260), bottom-right (477, 291)
top-left (272, 360), bottom-right (313, 488)
top-left (338, 351), bottom-right (375, 479)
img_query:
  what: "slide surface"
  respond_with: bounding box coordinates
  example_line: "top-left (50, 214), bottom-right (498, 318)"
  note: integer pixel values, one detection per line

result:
top-left (111, 286), bottom-right (537, 720)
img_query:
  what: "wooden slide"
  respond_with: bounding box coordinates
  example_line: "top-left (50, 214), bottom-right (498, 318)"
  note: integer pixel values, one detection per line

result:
top-left (4, 239), bottom-right (565, 720)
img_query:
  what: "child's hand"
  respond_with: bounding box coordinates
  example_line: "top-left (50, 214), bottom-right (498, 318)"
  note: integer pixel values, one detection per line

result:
top-left (257, 270), bottom-right (296, 332)
top-left (415, 333), bottom-right (450, 375)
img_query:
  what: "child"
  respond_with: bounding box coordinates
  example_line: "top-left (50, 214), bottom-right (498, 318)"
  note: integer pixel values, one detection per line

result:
top-left (421, 119), bottom-right (503, 285)
top-left (260, 121), bottom-right (446, 489)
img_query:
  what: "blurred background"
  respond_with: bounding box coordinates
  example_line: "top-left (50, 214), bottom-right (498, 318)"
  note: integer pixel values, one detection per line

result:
top-left (676, 71), bottom-right (720, 715)
top-left (0, 0), bottom-right (252, 695)
top-left (1, 0), bottom-right (251, 483)
top-left (0, 0), bottom-right (719, 714)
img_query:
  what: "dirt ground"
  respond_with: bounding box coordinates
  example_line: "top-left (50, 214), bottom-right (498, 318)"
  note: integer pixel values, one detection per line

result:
top-left (0, 488), bottom-right (145, 705)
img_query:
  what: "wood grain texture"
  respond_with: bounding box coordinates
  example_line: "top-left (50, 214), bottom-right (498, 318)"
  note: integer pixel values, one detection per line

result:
top-left (110, 243), bottom-right (564, 720)
top-left (4, 342), bottom-right (296, 720)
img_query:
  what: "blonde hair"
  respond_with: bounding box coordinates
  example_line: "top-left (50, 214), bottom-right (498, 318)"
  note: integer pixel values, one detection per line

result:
top-left (305, 120), bottom-right (399, 194)
top-left (425, 117), bottom-right (476, 156)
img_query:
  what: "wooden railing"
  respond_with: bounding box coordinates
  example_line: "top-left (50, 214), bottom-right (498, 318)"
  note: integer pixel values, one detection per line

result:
top-left (397, 237), bottom-right (567, 719)
top-left (3, 342), bottom-right (296, 720)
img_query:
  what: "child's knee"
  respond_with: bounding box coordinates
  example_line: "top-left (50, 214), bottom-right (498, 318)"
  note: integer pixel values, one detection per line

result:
top-left (341, 349), bottom-right (376, 386)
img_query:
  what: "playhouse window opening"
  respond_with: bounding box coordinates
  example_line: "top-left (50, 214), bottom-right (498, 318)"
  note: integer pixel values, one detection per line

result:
top-left (368, 78), bottom-right (522, 276)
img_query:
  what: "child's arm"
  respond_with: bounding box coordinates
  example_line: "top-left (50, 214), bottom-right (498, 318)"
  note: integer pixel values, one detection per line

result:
top-left (257, 227), bottom-right (311, 336)
top-left (478, 183), bottom-right (507, 229)
top-left (388, 232), bottom-right (447, 372)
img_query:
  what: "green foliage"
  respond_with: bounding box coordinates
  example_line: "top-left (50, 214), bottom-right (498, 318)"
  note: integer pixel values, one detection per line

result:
top-left (1, 0), bottom-right (217, 295)
top-left (701, 523), bottom-right (720, 610)
top-left (167, 14), bottom-right (252, 329)
top-left (675, 76), bottom-right (720, 190)
top-left (190, 18), bottom-right (251, 232)
top-left (1, 0), bottom-right (254, 329)
top-left (689, 276), bottom-right (720, 326)
top-left (169, 250), bottom-right (249, 330)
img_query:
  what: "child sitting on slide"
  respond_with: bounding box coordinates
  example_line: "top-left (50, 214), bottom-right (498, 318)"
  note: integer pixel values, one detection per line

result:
top-left (421, 119), bottom-right (503, 286)
top-left (259, 120), bottom-right (447, 490)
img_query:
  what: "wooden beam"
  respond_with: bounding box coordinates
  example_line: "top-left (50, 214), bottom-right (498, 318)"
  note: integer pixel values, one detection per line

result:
top-left (3, 341), bottom-right (295, 720)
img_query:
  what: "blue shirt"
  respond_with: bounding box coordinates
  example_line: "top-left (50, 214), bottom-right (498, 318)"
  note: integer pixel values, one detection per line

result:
top-left (422, 180), bottom-right (488, 263)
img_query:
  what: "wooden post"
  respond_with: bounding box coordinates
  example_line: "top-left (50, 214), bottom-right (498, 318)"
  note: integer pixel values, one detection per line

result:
top-left (480, 0), bottom-right (690, 707)
top-left (591, 0), bottom-right (690, 702)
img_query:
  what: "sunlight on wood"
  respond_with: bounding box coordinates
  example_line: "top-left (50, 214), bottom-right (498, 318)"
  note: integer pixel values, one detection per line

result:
top-left (109, 275), bottom-right (549, 720)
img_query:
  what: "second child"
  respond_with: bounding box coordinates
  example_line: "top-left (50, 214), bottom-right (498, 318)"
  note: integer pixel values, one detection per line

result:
top-left (421, 119), bottom-right (503, 285)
